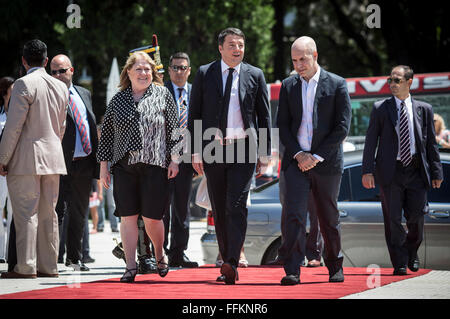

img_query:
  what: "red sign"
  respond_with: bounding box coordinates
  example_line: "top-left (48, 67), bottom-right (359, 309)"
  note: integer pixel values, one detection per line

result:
top-left (269, 72), bottom-right (450, 100)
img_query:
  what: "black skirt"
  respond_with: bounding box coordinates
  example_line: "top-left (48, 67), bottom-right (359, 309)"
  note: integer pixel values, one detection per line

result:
top-left (112, 154), bottom-right (169, 220)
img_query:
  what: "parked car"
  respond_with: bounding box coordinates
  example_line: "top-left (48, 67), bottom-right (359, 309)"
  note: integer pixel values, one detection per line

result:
top-left (201, 150), bottom-right (450, 269)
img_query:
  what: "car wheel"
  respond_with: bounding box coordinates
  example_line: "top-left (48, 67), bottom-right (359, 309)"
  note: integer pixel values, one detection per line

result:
top-left (261, 237), bottom-right (282, 265)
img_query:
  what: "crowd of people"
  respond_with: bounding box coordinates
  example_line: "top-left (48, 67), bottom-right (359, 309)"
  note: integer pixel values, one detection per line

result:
top-left (0, 27), bottom-right (445, 286)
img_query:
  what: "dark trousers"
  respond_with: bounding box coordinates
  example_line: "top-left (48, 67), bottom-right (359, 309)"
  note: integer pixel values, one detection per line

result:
top-left (378, 160), bottom-right (427, 269)
top-left (7, 217), bottom-right (16, 272)
top-left (56, 157), bottom-right (94, 262)
top-left (306, 196), bottom-right (324, 262)
top-left (163, 163), bottom-right (194, 260)
top-left (278, 161), bottom-right (343, 276)
top-left (203, 139), bottom-right (256, 268)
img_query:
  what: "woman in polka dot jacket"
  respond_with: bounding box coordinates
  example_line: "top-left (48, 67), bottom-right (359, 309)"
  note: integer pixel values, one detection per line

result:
top-left (97, 52), bottom-right (181, 283)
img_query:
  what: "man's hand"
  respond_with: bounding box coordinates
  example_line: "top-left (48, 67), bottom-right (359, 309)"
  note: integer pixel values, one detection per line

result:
top-left (295, 152), bottom-right (318, 172)
top-left (192, 154), bottom-right (204, 175)
top-left (362, 173), bottom-right (375, 189)
top-left (432, 179), bottom-right (443, 189)
top-left (100, 161), bottom-right (111, 189)
top-left (0, 164), bottom-right (7, 176)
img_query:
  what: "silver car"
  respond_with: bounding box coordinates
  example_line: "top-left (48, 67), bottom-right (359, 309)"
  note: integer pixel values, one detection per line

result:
top-left (201, 150), bottom-right (450, 269)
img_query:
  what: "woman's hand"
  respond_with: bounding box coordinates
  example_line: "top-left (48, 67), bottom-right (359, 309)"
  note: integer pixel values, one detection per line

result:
top-left (168, 161), bottom-right (179, 179)
top-left (100, 161), bottom-right (111, 189)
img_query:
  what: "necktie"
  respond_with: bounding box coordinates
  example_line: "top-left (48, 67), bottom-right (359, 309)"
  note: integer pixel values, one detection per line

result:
top-left (69, 91), bottom-right (91, 155)
top-left (178, 87), bottom-right (188, 129)
top-left (399, 101), bottom-right (411, 166)
top-left (220, 67), bottom-right (234, 137)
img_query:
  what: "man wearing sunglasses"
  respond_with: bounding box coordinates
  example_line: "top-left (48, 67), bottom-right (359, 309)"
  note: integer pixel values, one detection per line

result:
top-left (362, 65), bottom-right (443, 275)
top-left (162, 52), bottom-right (198, 268)
top-left (50, 54), bottom-right (99, 272)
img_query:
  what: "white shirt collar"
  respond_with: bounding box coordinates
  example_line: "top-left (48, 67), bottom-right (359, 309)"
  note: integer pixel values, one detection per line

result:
top-left (300, 66), bottom-right (321, 85)
top-left (394, 94), bottom-right (412, 109)
top-left (221, 60), bottom-right (241, 75)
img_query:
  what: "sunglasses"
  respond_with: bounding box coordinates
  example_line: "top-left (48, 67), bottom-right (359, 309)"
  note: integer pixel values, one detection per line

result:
top-left (387, 77), bottom-right (405, 84)
top-left (51, 68), bottom-right (70, 75)
top-left (170, 65), bottom-right (189, 72)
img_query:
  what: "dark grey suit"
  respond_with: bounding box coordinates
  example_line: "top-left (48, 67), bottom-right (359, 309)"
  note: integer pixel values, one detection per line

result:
top-left (163, 81), bottom-right (195, 262)
top-left (362, 96), bottom-right (443, 269)
top-left (276, 68), bottom-right (351, 277)
top-left (188, 60), bottom-right (271, 268)
top-left (56, 84), bottom-right (99, 264)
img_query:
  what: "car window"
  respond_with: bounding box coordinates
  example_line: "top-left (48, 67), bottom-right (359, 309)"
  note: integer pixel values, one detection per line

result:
top-left (348, 165), bottom-right (380, 201)
top-left (338, 168), bottom-right (351, 201)
top-left (428, 162), bottom-right (450, 203)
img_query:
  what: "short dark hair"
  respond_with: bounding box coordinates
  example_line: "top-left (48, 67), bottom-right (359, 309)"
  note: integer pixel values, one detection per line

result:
top-left (218, 27), bottom-right (245, 46)
top-left (394, 65), bottom-right (414, 80)
top-left (23, 39), bottom-right (47, 67)
top-left (169, 52), bottom-right (190, 66)
top-left (0, 76), bottom-right (15, 112)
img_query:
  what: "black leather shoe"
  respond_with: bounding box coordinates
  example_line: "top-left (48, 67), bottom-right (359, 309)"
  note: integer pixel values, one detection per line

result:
top-left (393, 267), bottom-right (408, 275)
top-left (220, 262), bottom-right (239, 285)
top-left (169, 254), bottom-right (199, 268)
top-left (408, 257), bottom-right (420, 272)
top-left (266, 257), bottom-right (283, 266)
top-left (82, 256), bottom-right (95, 264)
top-left (329, 268), bottom-right (345, 282)
top-left (138, 255), bottom-right (158, 274)
top-left (281, 274), bottom-right (300, 286)
top-left (65, 259), bottom-right (90, 271)
top-left (216, 275), bottom-right (225, 282)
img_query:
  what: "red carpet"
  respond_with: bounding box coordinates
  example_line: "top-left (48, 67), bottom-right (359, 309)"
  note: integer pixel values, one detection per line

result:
top-left (0, 266), bottom-right (431, 299)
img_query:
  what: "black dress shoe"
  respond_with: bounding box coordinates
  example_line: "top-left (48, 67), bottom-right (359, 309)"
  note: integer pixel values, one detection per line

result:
top-left (329, 268), bottom-right (345, 282)
top-left (138, 255), bottom-right (158, 274)
top-left (393, 267), bottom-right (408, 275)
top-left (169, 254), bottom-right (199, 268)
top-left (281, 274), bottom-right (300, 286)
top-left (65, 259), bottom-right (90, 271)
top-left (266, 257), bottom-right (283, 266)
top-left (216, 275), bottom-right (225, 282)
top-left (220, 262), bottom-right (239, 285)
top-left (82, 256), bottom-right (96, 264)
top-left (408, 257), bottom-right (420, 272)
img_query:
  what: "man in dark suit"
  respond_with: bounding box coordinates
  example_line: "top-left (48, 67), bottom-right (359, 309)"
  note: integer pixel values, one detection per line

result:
top-left (50, 54), bottom-right (100, 272)
top-left (362, 65), bottom-right (443, 275)
top-left (276, 36), bottom-right (351, 285)
top-left (163, 52), bottom-right (198, 268)
top-left (188, 27), bottom-right (271, 284)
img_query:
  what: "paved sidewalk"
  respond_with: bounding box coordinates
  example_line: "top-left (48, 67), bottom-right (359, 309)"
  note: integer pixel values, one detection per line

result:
top-left (1, 220), bottom-right (449, 298)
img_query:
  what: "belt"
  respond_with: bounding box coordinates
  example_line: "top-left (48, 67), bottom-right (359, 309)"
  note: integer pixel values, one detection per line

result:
top-left (73, 156), bottom-right (88, 161)
top-left (396, 154), bottom-right (419, 168)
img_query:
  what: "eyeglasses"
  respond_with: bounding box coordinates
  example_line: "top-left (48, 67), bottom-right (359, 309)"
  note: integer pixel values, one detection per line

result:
top-left (387, 77), bottom-right (404, 84)
top-left (170, 65), bottom-right (189, 72)
top-left (51, 68), bottom-right (70, 75)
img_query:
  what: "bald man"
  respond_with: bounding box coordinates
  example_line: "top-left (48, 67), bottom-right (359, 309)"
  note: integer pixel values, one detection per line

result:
top-left (275, 36), bottom-right (352, 285)
top-left (50, 55), bottom-right (99, 271)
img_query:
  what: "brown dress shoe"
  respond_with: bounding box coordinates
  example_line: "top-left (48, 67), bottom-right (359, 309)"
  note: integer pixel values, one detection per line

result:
top-left (37, 271), bottom-right (59, 278)
top-left (1, 271), bottom-right (37, 279)
top-left (307, 259), bottom-right (322, 267)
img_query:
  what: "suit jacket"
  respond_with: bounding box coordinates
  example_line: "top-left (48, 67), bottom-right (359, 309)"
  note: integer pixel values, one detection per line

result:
top-left (362, 96), bottom-right (443, 188)
top-left (277, 68), bottom-right (352, 174)
top-left (62, 85), bottom-right (99, 178)
top-left (0, 68), bottom-right (68, 175)
top-left (188, 60), bottom-right (271, 156)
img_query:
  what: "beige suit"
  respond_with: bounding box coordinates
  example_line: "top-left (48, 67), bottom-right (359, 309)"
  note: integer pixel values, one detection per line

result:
top-left (0, 67), bottom-right (68, 275)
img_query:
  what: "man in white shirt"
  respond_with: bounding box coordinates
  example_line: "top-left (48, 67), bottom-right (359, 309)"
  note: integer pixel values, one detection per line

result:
top-left (276, 36), bottom-right (352, 285)
top-left (188, 28), bottom-right (271, 284)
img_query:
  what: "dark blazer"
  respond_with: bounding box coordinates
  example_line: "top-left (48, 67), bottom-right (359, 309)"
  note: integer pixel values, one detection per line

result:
top-left (362, 96), bottom-right (443, 188)
top-left (277, 68), bottom-right (352, 174)
top-left (188, 60), bottom-right (271, 156)
top-left (62, 85), bottom-right (99, 178)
